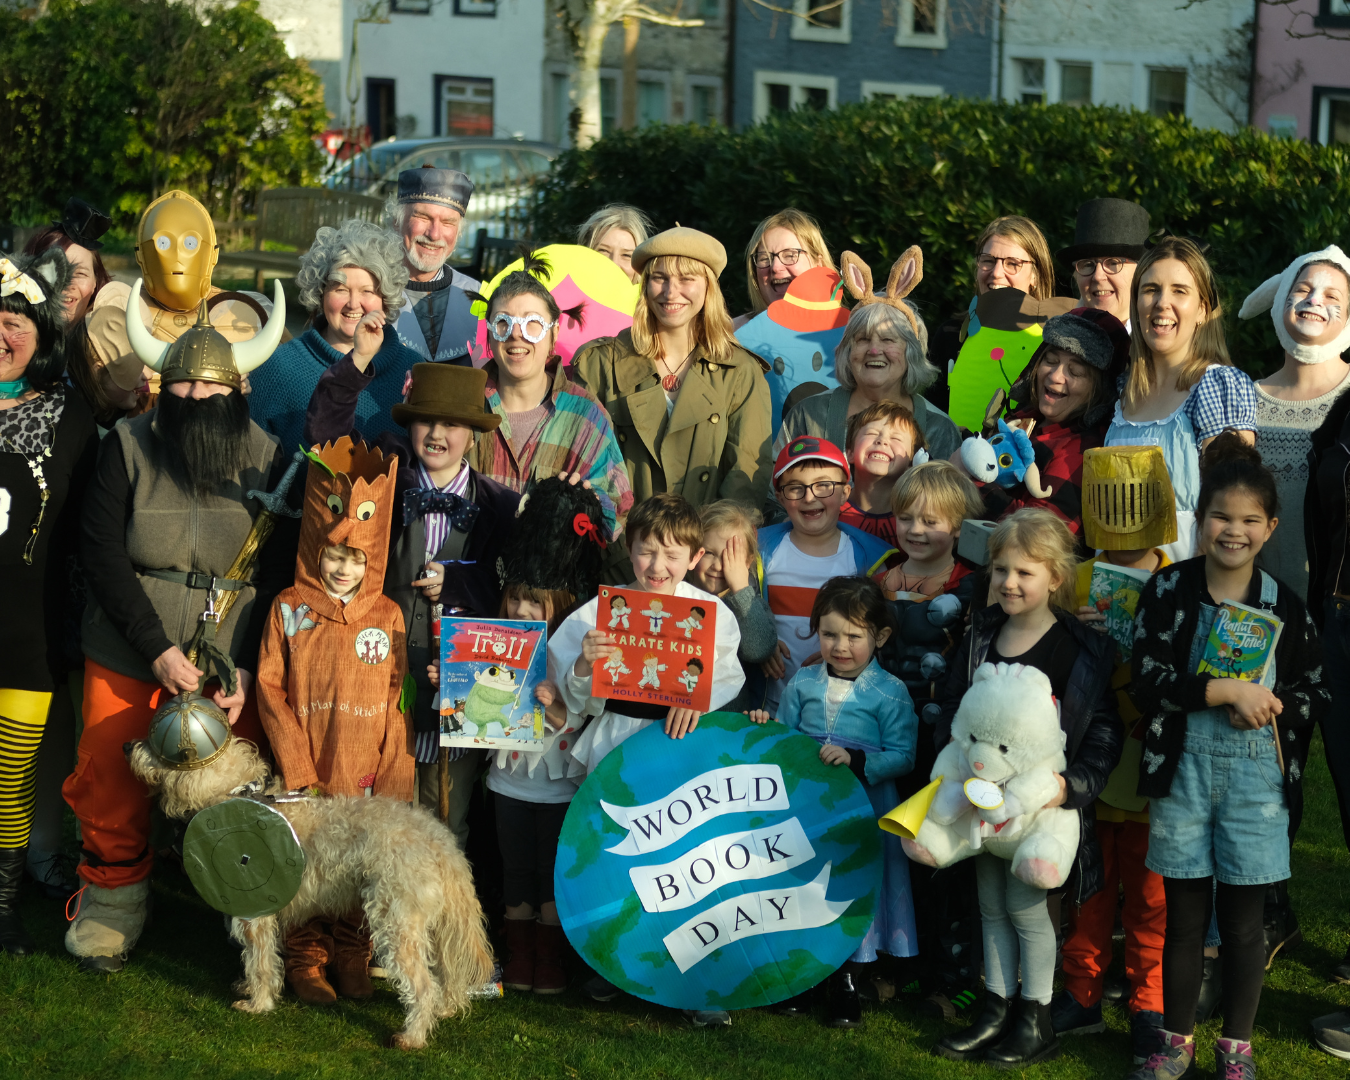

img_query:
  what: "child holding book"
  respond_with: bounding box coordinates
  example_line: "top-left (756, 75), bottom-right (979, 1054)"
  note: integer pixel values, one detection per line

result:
top-left (934, 509), bottom-right (1121, 1067)
top-left (687, 500), bottom-right (777, 712)
top-left (551, 493), bottom-right (743, 774)
top-left (305, 332), bottom-right (519, 848)
top-left (255, 438), bottom-right (411, 1006)
top-left (759, 437), bottom-right (893, 710)
top-left (751, 576), bottom-right (917, 1029)
top-left (839, 401), bottom-right (924, 547)
top-left (1127, 434), bottom-right (1329, 1080)
top-left (1054, 445), bottom-right (1177, 1063)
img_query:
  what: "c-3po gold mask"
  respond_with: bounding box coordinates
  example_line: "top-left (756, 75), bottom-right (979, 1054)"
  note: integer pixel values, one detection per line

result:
top-left (136, 190), bottom-right (219, 312)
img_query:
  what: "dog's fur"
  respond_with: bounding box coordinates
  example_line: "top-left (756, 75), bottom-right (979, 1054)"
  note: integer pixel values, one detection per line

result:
top-left (128, 737), bottom-right (495, 1049)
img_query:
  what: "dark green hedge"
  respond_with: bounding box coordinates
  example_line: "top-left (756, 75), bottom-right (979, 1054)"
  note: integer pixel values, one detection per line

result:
top-left (529, 98), bottom-right (1350, 374)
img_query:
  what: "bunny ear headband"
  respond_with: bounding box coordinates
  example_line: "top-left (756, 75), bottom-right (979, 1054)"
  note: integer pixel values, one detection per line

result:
top-left (1238, 244), bottom-right (1350, 365)
top-left (839, 246), bottom-right (924, 338)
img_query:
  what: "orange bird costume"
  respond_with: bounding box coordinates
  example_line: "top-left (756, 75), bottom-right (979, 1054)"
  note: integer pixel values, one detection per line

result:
top-left (257, 438), bottom-right (413, 800)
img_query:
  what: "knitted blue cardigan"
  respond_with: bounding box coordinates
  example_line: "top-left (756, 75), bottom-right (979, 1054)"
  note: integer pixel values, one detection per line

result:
top-left (248, 324), bottom-right (421, 454)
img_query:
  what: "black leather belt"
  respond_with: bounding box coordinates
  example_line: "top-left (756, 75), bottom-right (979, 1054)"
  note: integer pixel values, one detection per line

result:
top-left (138, 569), bottom-right (249, 591)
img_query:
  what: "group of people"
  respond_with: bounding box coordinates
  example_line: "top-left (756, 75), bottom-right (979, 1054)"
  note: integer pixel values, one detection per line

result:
top-left (1, 161), bottom-right (1349, 1078)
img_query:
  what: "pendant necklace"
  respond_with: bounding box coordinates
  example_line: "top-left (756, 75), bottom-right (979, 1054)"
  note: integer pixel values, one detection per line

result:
top-left (657, 350), bottom-right (693, 393)
top-left (2, 399), bottom-right (57, 565)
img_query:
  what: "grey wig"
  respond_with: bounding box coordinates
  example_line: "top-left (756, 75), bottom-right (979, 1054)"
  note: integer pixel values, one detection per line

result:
top-left (296, 219), bottom-right (409, 320)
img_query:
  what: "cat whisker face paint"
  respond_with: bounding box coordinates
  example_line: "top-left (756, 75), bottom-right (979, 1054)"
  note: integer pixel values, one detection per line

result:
top-left (1285, 264), bottom-right (1349, 348)
top-left (1241, 246), bottom-right (1350, 365)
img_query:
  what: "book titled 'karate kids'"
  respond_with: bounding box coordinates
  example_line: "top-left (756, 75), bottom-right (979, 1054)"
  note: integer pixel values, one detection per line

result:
top-left (439, 618), bottom-right (548, 750)
top-left (592, 586), bottom-right (716, 712)
top-left (1196, 601), bottom-right (1283, 686)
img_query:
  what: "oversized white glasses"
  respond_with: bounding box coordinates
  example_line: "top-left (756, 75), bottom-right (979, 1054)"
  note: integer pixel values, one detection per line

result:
top-left (489, 313), bottom-right (556, 343)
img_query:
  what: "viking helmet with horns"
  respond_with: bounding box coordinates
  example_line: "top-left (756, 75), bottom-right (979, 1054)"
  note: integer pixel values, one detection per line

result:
top-left (125, 278), bottom-right (286, 389)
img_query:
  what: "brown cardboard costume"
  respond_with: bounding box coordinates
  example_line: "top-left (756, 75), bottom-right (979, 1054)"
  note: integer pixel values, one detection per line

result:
top-left (256, 438), bottom-right (413, 800)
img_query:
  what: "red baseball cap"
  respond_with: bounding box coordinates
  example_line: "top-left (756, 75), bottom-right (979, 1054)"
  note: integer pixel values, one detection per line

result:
top-left (773, 435), bottom-right (851, 484)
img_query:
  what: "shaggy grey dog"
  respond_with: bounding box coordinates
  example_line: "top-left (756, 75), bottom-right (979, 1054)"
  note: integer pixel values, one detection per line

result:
top-left (128, 737), bottom-right (495, 1049)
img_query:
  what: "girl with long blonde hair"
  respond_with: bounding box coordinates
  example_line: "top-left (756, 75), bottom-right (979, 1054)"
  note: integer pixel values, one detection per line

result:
top-left (1105, 236), bottom-right (1256, 563)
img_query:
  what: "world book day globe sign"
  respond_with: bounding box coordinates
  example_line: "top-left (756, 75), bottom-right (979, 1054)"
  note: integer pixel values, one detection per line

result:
top-left (555, 713), bottom-right (881, 1011)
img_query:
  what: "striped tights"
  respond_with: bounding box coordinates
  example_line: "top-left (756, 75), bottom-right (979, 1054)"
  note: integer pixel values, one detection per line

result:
top-left (0, 689), bottom-right (52, 850)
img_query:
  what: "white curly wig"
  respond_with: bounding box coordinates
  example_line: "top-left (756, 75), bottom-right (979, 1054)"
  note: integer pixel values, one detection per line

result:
top-left (295, 219), bottom-right (409, 320)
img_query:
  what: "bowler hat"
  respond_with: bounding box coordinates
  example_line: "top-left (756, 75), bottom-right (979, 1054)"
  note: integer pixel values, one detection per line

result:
top-left (390, 363), bottom-right (501, 431)
top-left (1057, 199), bottom-right (1151, 264)
top-left (53, 197), bottom-right (112, 251)
top-left (397, 164), bottom-right (474, 217)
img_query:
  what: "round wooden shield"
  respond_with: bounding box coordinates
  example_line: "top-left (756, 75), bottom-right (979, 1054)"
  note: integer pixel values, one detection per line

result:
top-left (182, 797), bottom-right (306, 919)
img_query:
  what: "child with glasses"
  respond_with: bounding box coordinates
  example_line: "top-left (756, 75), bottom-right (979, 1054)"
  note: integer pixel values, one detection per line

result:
top-left (756, 437), bottom-right (893, 710)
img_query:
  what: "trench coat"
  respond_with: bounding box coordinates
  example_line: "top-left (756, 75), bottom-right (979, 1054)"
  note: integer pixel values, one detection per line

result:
top-left (572, 327), bottom-right (772, 508)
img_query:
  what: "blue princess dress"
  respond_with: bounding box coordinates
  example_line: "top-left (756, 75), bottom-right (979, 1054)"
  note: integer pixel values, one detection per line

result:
top-left (779, 658), bottom-right (919, 961)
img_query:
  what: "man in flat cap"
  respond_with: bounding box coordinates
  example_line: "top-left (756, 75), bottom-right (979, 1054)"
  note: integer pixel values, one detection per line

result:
top-left (388, 166), bottom-right (480, 365)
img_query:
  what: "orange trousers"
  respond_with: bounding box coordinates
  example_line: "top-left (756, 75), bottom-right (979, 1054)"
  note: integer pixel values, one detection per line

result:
top-left (63, 659), bottom-right (267, 889)
top-left (1061, 817), bottom-right (1167, 1016)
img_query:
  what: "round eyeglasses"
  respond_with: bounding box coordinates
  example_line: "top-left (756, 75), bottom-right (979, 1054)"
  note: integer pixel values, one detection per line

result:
top-left (753, 248), bottom-right (808, 269)
top-left (1073, 257), bottom-right (1129, 276)
top-left (977, 254), bottom-right (1030, 275)
top-left (490, 313), bottom-right (556, 344)
top-left (779, 480), bottom-right (843, 501)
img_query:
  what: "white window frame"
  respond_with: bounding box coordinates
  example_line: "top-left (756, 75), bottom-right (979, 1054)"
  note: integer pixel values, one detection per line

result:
top-left (1318, 90), bottom-right (1350, 145)
top-left (1057, 60), bottom-right (1094, 106)
top-left (860, 80), bottom-right (943, 100)
top-left (895, 0), bottom-right (947, 49)
top-left (634, 70), bottom-right (673, 127)
top-left (790, 0), bottom-right (851, 44)
top-left (686, 75), bottom-right (724, 124)
top-left (752, 70), bottom-right (838, 121)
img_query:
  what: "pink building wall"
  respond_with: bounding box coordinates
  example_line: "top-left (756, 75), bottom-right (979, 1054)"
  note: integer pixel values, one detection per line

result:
top-left (1252, 0), bottom-right (1350, 142)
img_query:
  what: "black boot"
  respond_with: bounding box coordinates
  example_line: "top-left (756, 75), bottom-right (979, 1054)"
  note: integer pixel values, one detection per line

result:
top-left (826, 969), bottom-right (862, 1028)
top-left (0, 847), bottom-right (36, 956)
top-left (935, 993), bottom-right (1012, 1060)
top-left (1264, 880), bottom-right (1302, 969)
top-left (1195, 953), bottom-right (1223, 1023)
top-left (771, 983), bottom-right (816, 1016)
top-left (986, 996), bottom-right (1061, 1067)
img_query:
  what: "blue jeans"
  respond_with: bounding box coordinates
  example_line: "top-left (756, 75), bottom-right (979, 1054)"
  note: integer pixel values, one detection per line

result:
top-left (1146, 708), bottom-right (1290, 887)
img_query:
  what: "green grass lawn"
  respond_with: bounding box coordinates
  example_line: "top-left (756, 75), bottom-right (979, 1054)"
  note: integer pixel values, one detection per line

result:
top-left (5, 735), bottom-right (1350, 1080)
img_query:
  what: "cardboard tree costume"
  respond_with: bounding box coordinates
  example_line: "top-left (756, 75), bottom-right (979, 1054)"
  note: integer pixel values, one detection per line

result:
top-left (85, 190), bottom-right (278, 399)
top-left (947, 289), bottom-right (1076, 431)
top-left (256, 438), bottom-right (413, 800)
top-left (736, 265), bottom-right (850, 432)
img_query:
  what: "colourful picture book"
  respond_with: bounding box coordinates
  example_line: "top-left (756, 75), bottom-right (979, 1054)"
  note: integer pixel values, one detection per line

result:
top-left (1087, 561), bottom-right (1153, 659)
top-left (1196, 601), bottom-right (1283, 685)
top-left (439, 618), bottom-right (548, 750)
top-left (592, 586), bottom-right (716, 713)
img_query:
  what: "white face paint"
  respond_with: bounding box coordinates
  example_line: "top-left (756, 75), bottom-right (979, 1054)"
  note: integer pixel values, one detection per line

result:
top-left (1284, 264), bottom-right (1350, 349)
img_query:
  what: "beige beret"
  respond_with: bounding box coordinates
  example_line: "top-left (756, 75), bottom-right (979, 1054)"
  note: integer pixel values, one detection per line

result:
top-left (631, 226), bottom-right (727, 277)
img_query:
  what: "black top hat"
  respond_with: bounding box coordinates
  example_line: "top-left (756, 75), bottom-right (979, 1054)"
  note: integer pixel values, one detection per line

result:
top-left (1057, 199), bottom-right (1151, 264)
top-left (52, 197), bottom-right (112, 251)
top-left (397, 164), bottom-right (474, 217)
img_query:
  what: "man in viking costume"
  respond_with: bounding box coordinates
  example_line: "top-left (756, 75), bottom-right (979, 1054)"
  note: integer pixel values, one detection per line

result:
top-left (388, 166), bottom-right (480, 365)
top-left (62, 279), bottom-right (290, 973)
top-left (84, 189), bottom-right (278, 404)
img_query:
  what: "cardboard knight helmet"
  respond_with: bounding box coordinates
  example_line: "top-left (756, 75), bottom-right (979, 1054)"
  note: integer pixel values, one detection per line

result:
top-left (1080, 445), bottom-right (1178, 551)
top-left (125, 278), bottom-right (285, 389)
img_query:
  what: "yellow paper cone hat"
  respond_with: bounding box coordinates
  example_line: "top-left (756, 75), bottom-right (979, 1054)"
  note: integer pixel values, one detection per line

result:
top-left (879, 776), bottom-right (943, 840)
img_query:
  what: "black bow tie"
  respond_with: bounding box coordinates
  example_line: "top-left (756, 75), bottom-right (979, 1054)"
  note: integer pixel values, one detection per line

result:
top-left (403, 487), bottom-right (480, 531)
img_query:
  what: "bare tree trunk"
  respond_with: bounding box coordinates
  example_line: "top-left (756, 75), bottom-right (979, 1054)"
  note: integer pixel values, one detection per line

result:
top-left (570, 10), bottom-right (612, 149)
top-left (621, 17), bottom-right (639, 130)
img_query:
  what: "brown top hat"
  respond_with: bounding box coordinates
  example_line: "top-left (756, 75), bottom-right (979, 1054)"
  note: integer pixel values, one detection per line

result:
top-left (390, 363), bottom-right (501, 431)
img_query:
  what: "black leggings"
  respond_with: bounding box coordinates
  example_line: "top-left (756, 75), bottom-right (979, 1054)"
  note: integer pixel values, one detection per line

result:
top-left (1162, 876), bottom-right (1268, 1039)
top-left (494, 792), bottom-right (569, 909)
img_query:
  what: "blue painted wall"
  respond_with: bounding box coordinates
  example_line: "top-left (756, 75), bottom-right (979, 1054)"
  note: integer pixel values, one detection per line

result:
top-left (731, 0), bottom-right (993, 127)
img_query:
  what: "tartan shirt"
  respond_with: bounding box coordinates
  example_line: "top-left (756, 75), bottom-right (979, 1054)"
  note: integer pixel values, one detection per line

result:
top-left (472, 358), bottom-right (634, 538)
